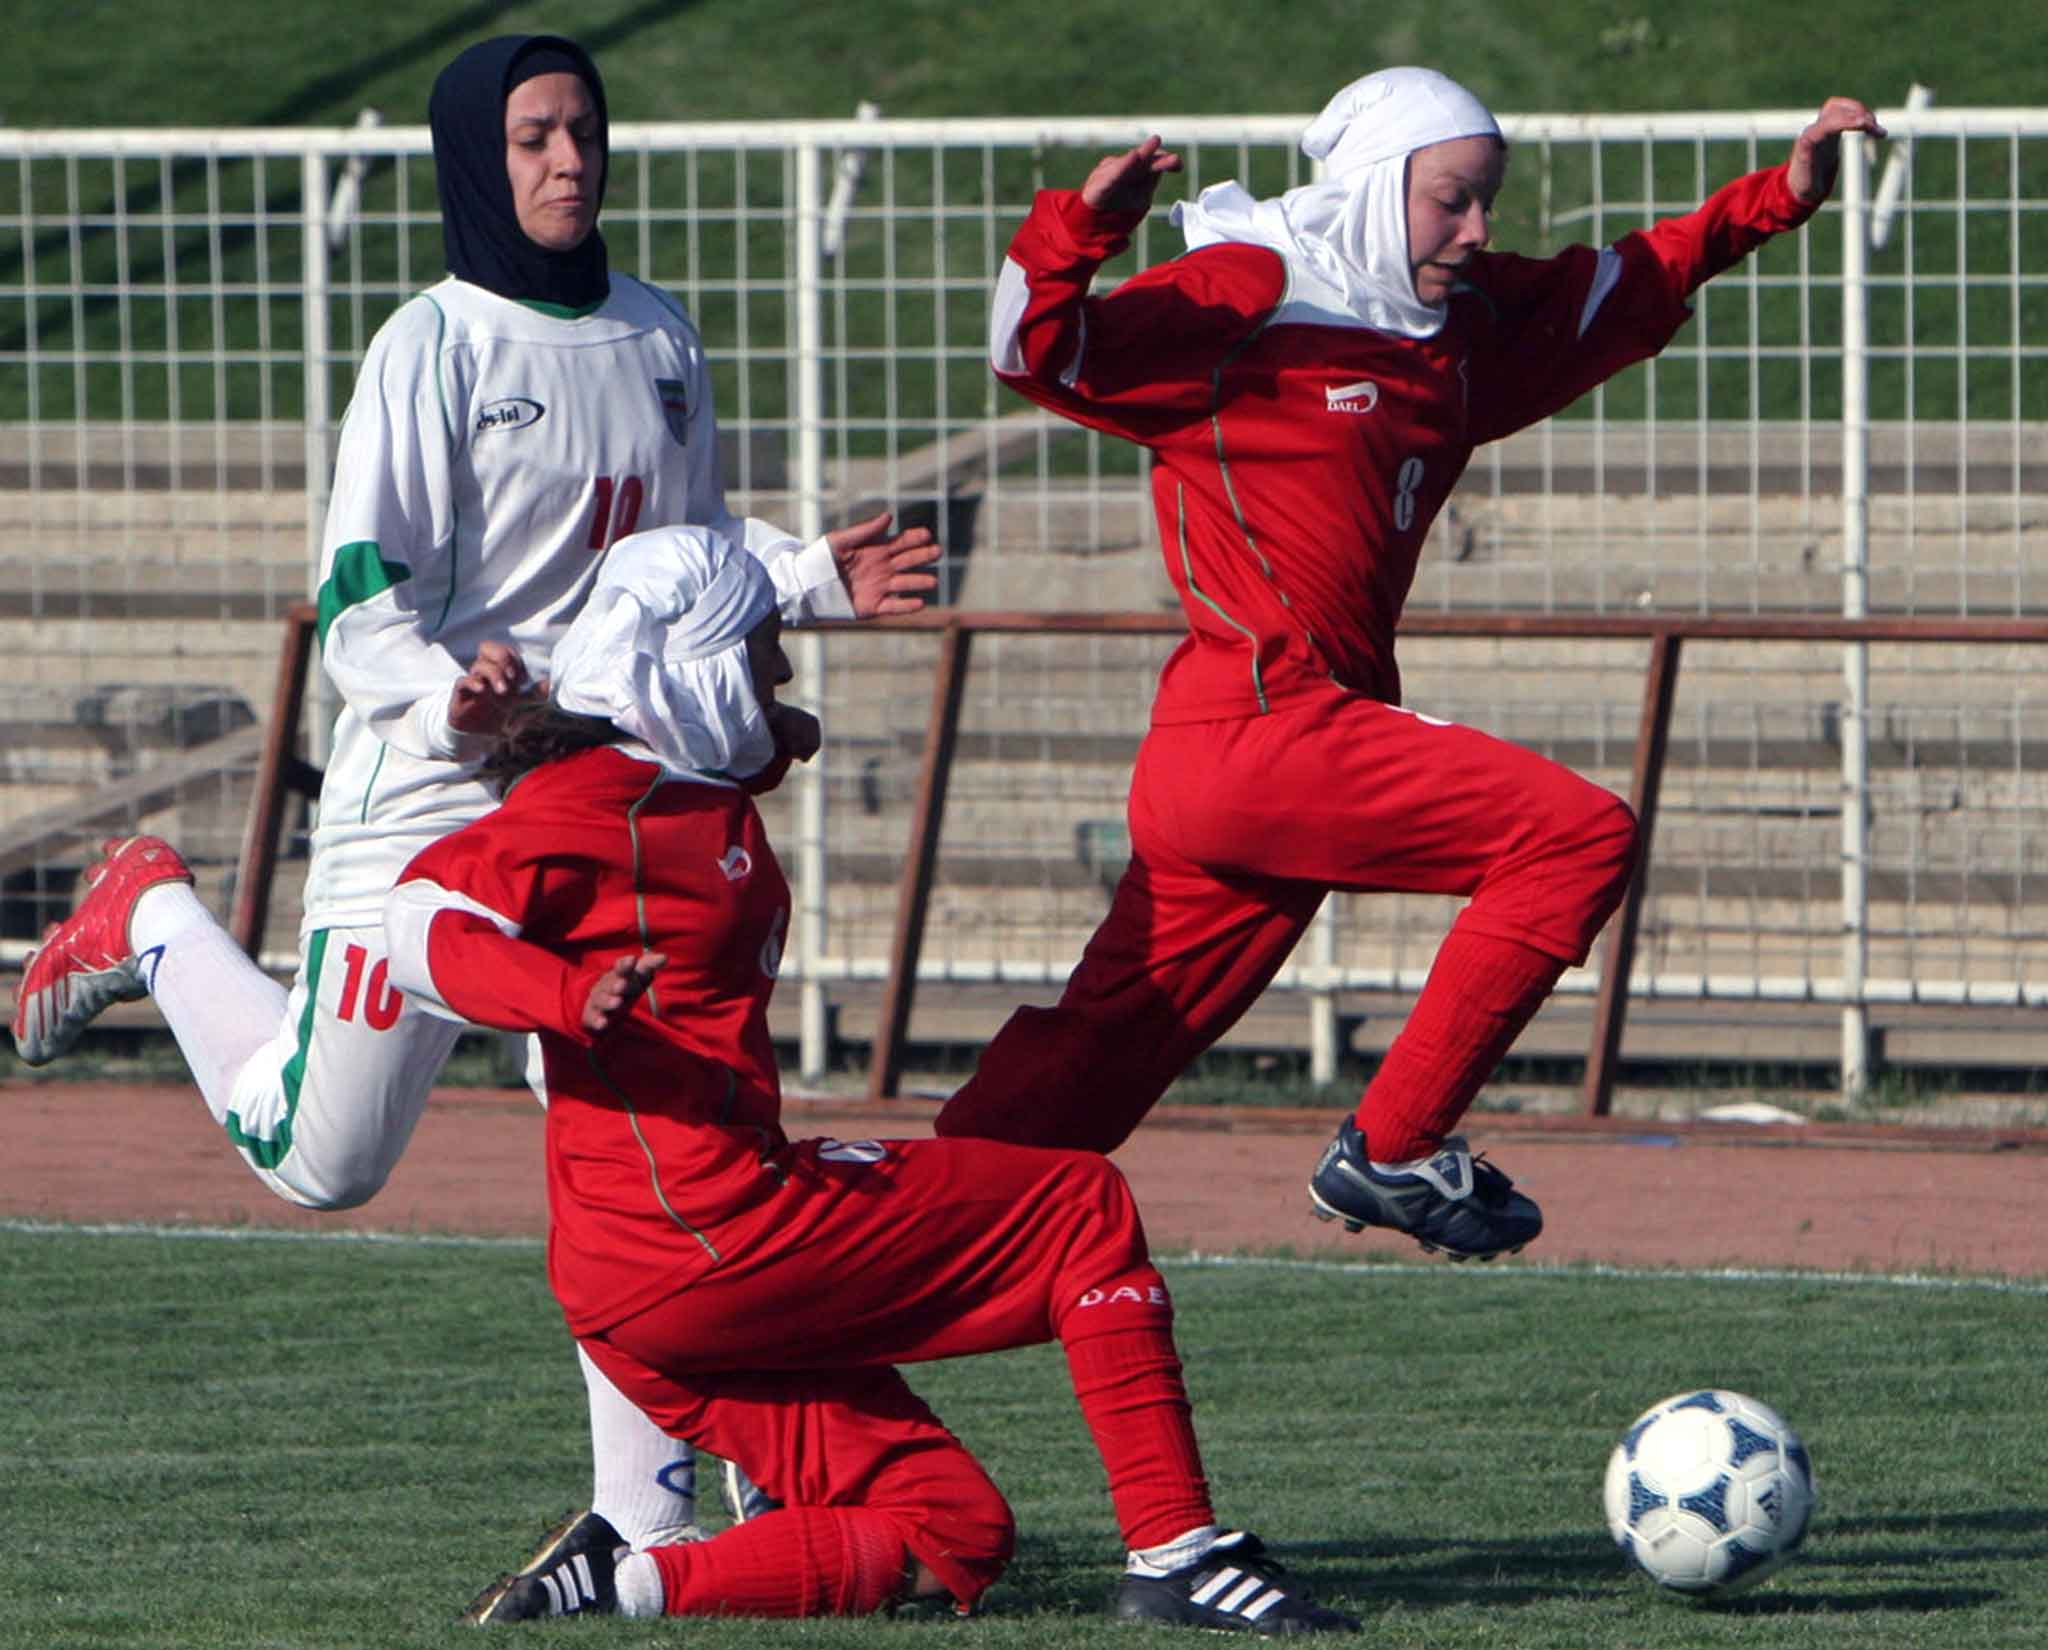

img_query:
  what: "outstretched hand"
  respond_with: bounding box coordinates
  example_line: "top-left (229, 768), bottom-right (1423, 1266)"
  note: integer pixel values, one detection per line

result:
top-left (1786, 97), bottom-right (1887, 203)
top-left (583, 951), bottom-right (665, 1035)
top-left (1080, 135), bottom-right (1183, 214)
top-left (826, 511), bottom-right (940, 618)
top-left (448, 640), bottom-right (533, 735)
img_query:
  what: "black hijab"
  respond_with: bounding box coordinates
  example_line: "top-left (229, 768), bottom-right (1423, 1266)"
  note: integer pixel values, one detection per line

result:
top-left (429, 35), bottom-right (611, 308)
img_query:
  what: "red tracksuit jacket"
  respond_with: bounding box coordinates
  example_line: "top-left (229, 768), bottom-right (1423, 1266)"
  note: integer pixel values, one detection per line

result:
top-left (990, 166), bottom-right (1818, 719)
top-left (391, 745), bottom-right (797, 1335)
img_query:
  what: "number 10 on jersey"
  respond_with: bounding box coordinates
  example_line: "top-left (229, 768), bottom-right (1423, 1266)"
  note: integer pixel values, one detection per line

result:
top-left (588, 475), bottom-right (645, 550)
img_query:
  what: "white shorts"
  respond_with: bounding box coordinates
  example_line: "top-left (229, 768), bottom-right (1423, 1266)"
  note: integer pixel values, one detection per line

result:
top-left (224, 922), bottom-right (469, 1210)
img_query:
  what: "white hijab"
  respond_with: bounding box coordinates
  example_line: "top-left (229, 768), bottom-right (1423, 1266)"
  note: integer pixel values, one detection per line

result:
top-left (1172, 67), bottom-right (1502, 338)
top-left (551, 524), bottom-right (780, 780)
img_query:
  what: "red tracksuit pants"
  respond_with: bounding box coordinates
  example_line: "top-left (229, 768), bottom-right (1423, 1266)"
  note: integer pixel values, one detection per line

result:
top-left (937, 684), bottom-right (1638, 1157)
top-left (577, 1135), bottom-right (1211, 1614)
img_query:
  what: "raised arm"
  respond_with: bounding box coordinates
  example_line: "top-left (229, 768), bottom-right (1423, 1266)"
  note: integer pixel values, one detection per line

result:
top-left (988, 138), bottom-right (1282, 433)
top-left (1466, 95), bottom-right (1887, 445)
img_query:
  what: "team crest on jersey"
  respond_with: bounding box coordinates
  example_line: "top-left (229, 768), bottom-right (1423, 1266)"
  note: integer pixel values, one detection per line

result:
top-left (475, 396), bottom-right (545, 435)
top-left (656, 378), bottom-right (690, 445)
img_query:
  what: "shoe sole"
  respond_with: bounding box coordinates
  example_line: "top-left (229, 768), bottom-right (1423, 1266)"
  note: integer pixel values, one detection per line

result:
top-left (1307, 1185), bottom-right (1525, 1263)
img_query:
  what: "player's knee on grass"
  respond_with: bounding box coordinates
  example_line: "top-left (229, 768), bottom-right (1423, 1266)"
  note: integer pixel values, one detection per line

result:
top-left (874, 1442), bottom-right (1016, 1608)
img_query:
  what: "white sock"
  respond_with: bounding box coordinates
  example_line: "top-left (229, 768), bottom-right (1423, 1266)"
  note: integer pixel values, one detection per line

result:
top-left (1127, 1523), bottom-right (1222, 1576)
top-left (128, 882), bottom-right (287, 1130)
top-left (614, 1551), bottom-right (665, 1618)
top-left (578, 1344), bottom-right (700, 1546)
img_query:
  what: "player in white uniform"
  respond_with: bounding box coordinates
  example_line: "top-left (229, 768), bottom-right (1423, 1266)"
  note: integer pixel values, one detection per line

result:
top-left (10, 33), bottom-right (935, 1573)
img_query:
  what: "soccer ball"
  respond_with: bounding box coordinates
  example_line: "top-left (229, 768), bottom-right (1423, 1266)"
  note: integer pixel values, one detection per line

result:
top-left (1602, 1388), bottom-right (1816, 1595)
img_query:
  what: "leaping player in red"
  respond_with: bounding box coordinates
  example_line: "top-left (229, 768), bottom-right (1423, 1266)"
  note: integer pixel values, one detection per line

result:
top-left (384, 523), bottom-right (1359, 1633)
top-left (937, 71), bottom-right (1885, 1260)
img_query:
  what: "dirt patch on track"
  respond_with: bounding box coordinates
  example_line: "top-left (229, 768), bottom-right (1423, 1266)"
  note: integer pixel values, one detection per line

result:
top-left (7, 1081), bottom-right (2047, 1279)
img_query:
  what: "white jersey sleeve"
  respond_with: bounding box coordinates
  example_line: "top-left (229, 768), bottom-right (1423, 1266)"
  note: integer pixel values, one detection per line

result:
top-left (316, 297), bottom-right (478, 763)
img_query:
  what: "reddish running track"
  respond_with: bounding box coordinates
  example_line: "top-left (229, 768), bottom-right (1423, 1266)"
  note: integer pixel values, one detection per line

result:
top-left (5, 1082), bottom-right (2047, 1279)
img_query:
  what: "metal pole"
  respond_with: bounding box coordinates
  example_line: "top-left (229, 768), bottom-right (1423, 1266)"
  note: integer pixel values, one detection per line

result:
top-left (299, 150), bottom-right (334, 769)
top-left (1839, 134), bottom-right (1872, 1098)
top-left (1308, 901), bottom-right (1339, 1084)
top-left (793, 141), bottom-right (832, 1080)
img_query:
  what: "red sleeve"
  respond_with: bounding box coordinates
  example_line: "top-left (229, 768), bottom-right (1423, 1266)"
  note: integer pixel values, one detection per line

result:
top-left (1464, 164), bottom-right (1819, 445)
top-left (1634, 163), bottom-right (1819, 301)
top-left (419, 908), bottom-right (603, 1044)
top-left (391, 803), bottom-right (611, 1043)
top-left (989, 189), bottom-right (1285, 438)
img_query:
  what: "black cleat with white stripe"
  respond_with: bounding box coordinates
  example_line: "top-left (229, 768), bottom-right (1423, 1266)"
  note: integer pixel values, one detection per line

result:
top-left (1309, 1118), bottom-right (1541, 1262)
top-left (465, 1509), bottom-right (623, 1626)
top-left (1111, 1531), bottom-right (1359, 1635)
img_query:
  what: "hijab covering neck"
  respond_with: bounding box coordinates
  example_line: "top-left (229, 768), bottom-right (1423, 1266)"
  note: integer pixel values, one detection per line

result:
top-left (430, 34), bottom-right (611, 309)
top-left (552, 526), bottom-right (780, 780)
top-left (1172, 67), bottom-right (1501, 338)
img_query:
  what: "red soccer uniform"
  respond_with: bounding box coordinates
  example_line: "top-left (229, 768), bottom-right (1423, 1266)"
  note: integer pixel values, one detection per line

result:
top-left (386, 742), bottom-right (1218, 1613)
top-left (393, 745), bottom-right (793, 1333)
top-left (939, 168), bottom-right (1819, 1160)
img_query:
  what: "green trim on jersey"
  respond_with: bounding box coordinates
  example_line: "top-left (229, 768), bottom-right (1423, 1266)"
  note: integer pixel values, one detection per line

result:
top-left (316, 541), bottom-right (412, 644)
top-left (224, 928), bottom-right (328, 1168)
top-left (355, 744), bottom-right (388, 825)
top-left (422, 293), bottom-right (462, 634)
top-left (517, 295), bottom-right (607, 320)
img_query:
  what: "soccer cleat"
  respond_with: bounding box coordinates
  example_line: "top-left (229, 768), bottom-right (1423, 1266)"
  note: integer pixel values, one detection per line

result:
top-left (464, 1509), bottom-right (624, 1625)
top-left (721, 1457), bottom-right (782, 1524)
top-left (1111, 1531), bottom-right (1359, 1635)
top-left (1308, 1118), bottom-right (1541, 1262)
top-left (11, 835), bottom-right (194, 1066)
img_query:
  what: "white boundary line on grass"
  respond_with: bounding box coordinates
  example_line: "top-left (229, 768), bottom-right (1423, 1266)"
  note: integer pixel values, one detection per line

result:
top-left (1167, 1250), bottom-right (2048, 1296)
top-left (4, 1217), bottom-right (2046, 1296)
top-left (0, 1217), bottom-right (539, 1250)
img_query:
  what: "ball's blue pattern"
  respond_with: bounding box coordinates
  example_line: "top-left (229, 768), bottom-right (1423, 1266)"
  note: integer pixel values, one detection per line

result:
top-left (1677, 1473), bottom-right (1733, 1534)
top-left (1627, 1472), bottom-right (1664, 1525)
top-left (1671, 1390), bottom-right (1725, 1414)
top-left (1726, 1417), bottom-right (1777, 1467)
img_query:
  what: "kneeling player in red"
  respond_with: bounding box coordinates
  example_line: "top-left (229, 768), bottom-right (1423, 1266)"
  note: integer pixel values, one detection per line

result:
top-left (383, 524), bottom-right (1357, 1633)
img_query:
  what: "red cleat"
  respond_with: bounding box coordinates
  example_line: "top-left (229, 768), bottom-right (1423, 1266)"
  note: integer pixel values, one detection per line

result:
top-left (11, 835), bottom-right (193, 1065)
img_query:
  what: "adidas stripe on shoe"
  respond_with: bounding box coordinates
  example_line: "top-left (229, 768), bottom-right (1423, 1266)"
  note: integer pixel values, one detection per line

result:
top-left (1111, 1531), bottom-right (1359, 1635)
top-left (464, 1510), bottom-right (623, 1626)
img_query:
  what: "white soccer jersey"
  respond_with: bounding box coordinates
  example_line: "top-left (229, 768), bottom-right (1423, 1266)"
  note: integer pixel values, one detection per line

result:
top-left (302, 273), bottom-right (848, 929)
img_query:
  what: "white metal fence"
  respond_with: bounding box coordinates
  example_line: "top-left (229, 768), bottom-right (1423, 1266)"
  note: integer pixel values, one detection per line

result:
top-left (2, 108), bottom-right (2044, 1082)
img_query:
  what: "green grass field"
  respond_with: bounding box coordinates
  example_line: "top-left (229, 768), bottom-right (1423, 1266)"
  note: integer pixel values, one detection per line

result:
top-left (7, 1223), bottom-right (2048, 1648)
top-left (6, 0), bottom-right (2042, 128)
